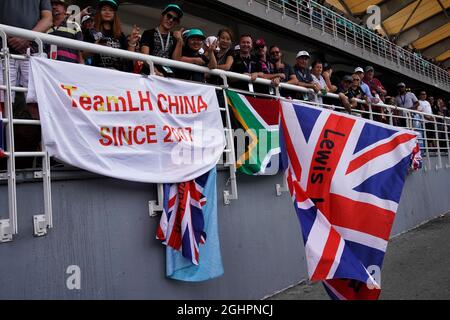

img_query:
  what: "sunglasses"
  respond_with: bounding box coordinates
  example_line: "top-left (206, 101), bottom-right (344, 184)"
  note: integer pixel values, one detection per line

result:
top-left (270, 51), bottom-right (280, 55)
top-left (165, 13), bottom-right (180, 22)
top-left (352, 78), bottom-right (360, 81)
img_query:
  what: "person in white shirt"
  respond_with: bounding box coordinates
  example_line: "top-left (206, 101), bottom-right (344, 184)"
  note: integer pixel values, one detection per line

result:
top-left (310, 60), bottom-right (328, 104)
top-left (418, 91), bottom-right (436, 149)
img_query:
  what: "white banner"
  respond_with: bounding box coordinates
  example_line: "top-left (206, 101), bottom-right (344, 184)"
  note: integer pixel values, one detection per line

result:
top-left (28, 57), bottom-right (225, 183)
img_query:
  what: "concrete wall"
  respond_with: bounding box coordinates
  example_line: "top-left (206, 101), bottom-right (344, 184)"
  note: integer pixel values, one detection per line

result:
top-left (0, 157), bottom-right (449, 299)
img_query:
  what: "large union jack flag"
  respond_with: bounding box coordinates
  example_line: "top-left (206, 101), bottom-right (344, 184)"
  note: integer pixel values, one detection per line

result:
top-left (280, 101), bottom-right (419, 300)
top-left (156, 171), bottom-right (209, 265)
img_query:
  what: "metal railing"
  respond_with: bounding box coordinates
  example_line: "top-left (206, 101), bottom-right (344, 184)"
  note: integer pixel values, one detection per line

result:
top-left (252, 0), bottom-right (450, 91)
top-left (0, 24), bottom-right (449, 242)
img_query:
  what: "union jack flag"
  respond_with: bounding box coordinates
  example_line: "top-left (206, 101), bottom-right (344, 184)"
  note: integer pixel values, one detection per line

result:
top-left (156, 171), bottom-right (209, 265)
top-left (280, 101), bottom-right (418, 300)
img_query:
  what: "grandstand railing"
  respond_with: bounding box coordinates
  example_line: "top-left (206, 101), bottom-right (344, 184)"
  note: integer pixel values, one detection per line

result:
top-left (251, 0), bottom-right (450, 91)
top-left (0, 24), bottom-right (449, 242)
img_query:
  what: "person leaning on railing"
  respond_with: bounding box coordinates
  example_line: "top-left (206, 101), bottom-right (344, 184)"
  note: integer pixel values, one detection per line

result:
top-left (269, 45), bottom-right (298, 98)
top-left (172, 28), bottom-right (217, 83)
top-left (0, 0), bottom-right (52, 168)
top-left (395, 83), bottom-right (419, 128)
top-left (138, 4), bottom-right (184, 76)
top-left (293, 50), bottom-right (321, 101)
top-left (250, 38), bottom-right (287, 94)
top-left (83, 0), bottom-right (140, 72)
top-left (46, 0), bottom-right (84, 64)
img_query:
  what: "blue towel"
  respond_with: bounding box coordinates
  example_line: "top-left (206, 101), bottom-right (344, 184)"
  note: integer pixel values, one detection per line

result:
top-left (166, 168), bottom-right (224, 281)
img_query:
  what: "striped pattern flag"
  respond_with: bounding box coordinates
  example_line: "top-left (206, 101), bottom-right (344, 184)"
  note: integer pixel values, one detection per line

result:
top-left (157, 171), bottom-right (210, 265)
top-left (226, 90), bottom-right (281, 175)
top-left (280, 101), bottom-right (418, 300)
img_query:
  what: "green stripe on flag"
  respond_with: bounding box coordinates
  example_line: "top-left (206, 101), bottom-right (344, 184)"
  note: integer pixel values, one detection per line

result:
top-left (226, 90), bottom-right (280, 175)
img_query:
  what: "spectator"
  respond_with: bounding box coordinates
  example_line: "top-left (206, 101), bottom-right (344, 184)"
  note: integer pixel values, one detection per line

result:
top-left (230, 34), bottom-right (262, 90)
top-left (215, 29), bottom-right (234, 70)
top-left (363, 66), bottom-right (386, 99)
top-left (207, 28), bottom-right (234, 86)
top-left (269, 45), bottom-right (298, 97)
top-left (252, 38), bottom-right (285, 93)
top-left (336, 75), bottom-right (353, 113)
top-left (418, 91), bottom-right (436, 150)
top-left (436, 98), bottom-right (448, 149)
top-left (173, 28), bottom-right (217, 82)
top-left (354, 67), bottom-right (378, 104)
top-left (395, 83), bottom-right (419, 127)
top-left (46, 0), bottom-right (84, 64)
top-left (233, 44), bottom-right (240, 57)
top-left (428, 96), bottom-right (438, 115)
top-left (322, 62), bottom-right (337, 93)
top-left (0, 0), bottom-right (52, 169)
top-left (395, 83), bottom-right (419, 110)
top-left (140, 4), bottom-right (183, 76)
top-left (310, 60), bottom-right (328, 104)
top-left (293, 50), bottom-right (320, 100)
top-left (83, 0), bottom-right (140, 71)
top-left (81, 15), bottom-right (94, 36)
top-left (0, 0), bottom-right (52, 113)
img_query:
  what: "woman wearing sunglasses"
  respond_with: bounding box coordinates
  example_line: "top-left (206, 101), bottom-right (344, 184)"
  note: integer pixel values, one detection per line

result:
top-left (84, 0), bottom-right (139, 71)
top-left (139, 4), bottom-right (184, 76)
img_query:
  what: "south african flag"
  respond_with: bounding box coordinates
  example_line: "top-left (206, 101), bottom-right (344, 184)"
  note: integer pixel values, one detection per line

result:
top-left (226, 90), bottom-right (281, 175)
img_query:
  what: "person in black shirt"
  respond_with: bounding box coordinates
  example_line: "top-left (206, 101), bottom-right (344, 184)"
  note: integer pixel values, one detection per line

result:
top-left (173, 28), bottom-right (217, 82)
top-left (251, 38), bottom-right (286, 94)
top-left (337, 75), bottom-right (367, 113)
top-left (230, 34), bottom-right (263, 91)
top-left (269, 45), bottom-right (298, 98)
top-left (83, 0), bottom-right (139, 71)
top-left (139, 4), bottom-right (183, 76)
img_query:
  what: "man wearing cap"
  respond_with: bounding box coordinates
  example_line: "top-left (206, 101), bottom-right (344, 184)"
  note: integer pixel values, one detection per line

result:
top-left (336, 75), bottom-right (353, 113)
top-left (251, 38), bottom-right (286, 93)
top-left (354, 67), bottom-right (378, 104)
top-left (294, 51), bottom-right (321, 99)
top-left (140, 4), bottom-right (184, 76)
top-left (395, 83), bottom-right (419, 127)
top-left (395, 83), bottom-right (419, 110)
top-left (46, 0), bottom-right (84, 64)
top-left (363, 66), bottom-right (386, 99)
top-left (81, 15), bottom-right (94, 34)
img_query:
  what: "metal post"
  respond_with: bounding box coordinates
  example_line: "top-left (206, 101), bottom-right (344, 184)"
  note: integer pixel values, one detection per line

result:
top-left (0, 30), bottom-right (17, 242)
top-left (221, 75), bottom-right (238, 205)
top-left (296, 0), bottom-right (300, 24)
top-left (445, 118), bottom-right (450, 168)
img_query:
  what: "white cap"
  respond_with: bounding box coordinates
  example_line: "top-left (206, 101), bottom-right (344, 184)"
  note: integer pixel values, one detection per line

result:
top-left (234, 44), bottom-right (240, 50)
top-left (81, 15), bottom-right (92, 24)
top-left (296, 50), bottom-right (310, 58)
top-left (354, 67), bottom-right (364, 73)
top-left (182, 29), bottom-right (190, 39)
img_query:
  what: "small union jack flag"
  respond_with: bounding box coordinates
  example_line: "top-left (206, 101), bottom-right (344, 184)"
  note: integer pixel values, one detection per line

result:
top-left (280, 101), bottom-right (418, 300)
top-left (157, 171), bottom-right (209, 265)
